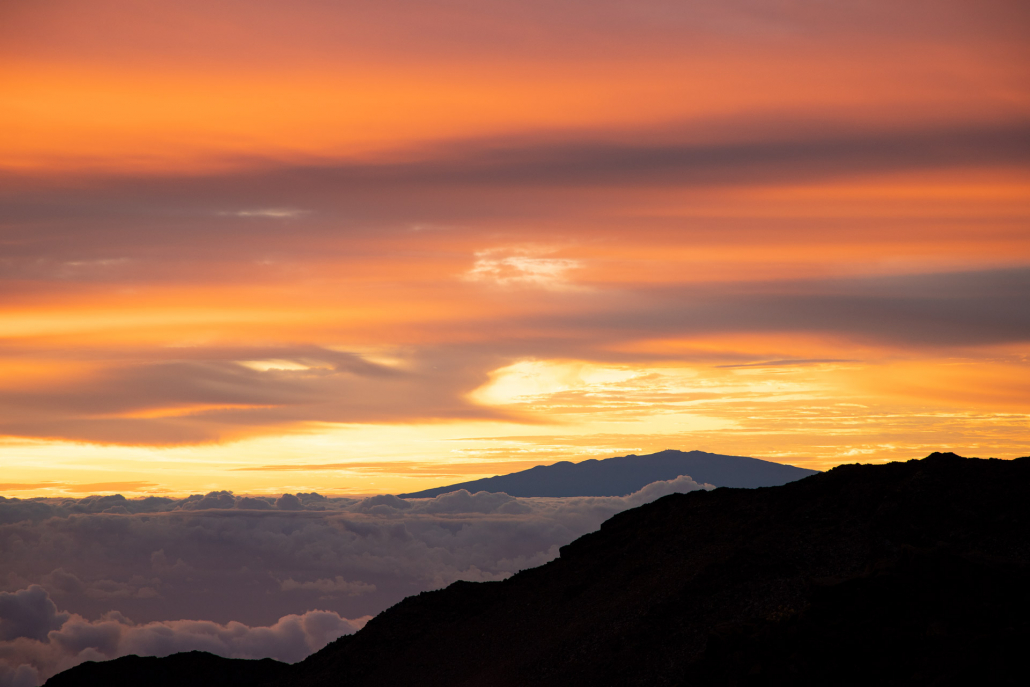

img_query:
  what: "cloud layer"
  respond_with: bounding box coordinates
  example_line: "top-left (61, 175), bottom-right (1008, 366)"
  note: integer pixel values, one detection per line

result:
top-left (0, 266), bottom-right (1027, 447)
top-left (0, 477), bottom-right (711, 684)
top-left (0, 586), bottom-right (366, 687)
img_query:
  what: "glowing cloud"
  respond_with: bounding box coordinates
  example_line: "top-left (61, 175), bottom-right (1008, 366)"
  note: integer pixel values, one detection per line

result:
top-left (465, 248), bottom-right (584, 289)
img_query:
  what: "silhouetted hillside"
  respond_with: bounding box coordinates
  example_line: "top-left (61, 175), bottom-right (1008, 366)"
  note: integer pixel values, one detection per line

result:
top-left (48, 453), bottom-right (1028, 686)
top-left (398, 449), bottom-right (817, 497)
top-left (45, 652), bottom-right (288, 687)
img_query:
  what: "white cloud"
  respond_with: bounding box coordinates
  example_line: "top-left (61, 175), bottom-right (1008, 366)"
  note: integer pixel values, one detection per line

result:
top-left (0, 593), bottom-right (368, 686)
top-left (470, 359), bottom-right (641, 405)
top-left (465, 248), bottom-right (582, 289)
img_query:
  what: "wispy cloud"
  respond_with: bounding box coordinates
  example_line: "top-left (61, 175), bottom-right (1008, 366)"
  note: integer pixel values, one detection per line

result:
top-left (714, 359), bottom-right (856, 369)
top-left (465, 248), bottom-right (583, 289)
top-left (219, 208), bottom-right (310, 218)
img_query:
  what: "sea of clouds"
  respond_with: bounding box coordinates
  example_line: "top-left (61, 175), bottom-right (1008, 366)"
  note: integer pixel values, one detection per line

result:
top-left (0, 476), bottom-right (710, 685)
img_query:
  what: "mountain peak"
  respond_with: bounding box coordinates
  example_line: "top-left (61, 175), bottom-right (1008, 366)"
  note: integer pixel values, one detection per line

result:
top-left (397, 449), bottom-right (817, 498)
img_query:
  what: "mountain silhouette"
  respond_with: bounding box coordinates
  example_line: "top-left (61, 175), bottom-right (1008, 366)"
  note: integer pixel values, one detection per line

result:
top-left (397, 449), bottom-right (817, 498)
top-left (48, 452), bottom-right (1027, 686)
top-left (45, 653), bottom-right (288, 687)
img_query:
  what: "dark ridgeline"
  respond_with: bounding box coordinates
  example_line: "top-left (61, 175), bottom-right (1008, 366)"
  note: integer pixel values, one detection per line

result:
top-left (47, 453), bottom-right (1028, 686)
top-left (397, 449), bottom-right (818, 498)
top-left (45, 653), bottom-right (289, 687)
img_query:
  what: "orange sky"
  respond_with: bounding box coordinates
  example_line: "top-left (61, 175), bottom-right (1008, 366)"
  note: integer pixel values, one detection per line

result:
top-left (1, 0), bottom-right (1028, 497)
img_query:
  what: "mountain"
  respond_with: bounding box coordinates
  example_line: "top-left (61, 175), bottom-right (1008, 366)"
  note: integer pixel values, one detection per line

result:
top-left (48, 452), bottom-right (1028, 686)
top-left (45, 653), bottom-right (288, 687)
top-left (397, 449), bottom-right (818, 498)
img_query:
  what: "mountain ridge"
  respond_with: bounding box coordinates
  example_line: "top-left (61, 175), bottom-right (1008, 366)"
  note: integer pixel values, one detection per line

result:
top-left (397, 449), bottom-right (818, 498)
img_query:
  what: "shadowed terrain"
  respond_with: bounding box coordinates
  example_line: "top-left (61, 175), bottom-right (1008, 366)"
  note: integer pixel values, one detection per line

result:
top-left (48, 453), bottom-right (1028, 686)
top-left (43, 653), bottom-right (289, 687)
top-left (398, 449), bottom-right (818, 498)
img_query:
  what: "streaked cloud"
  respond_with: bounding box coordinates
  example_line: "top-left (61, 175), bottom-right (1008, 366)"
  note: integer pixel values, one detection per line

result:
top-left (219, 209), bottom-right (309, 219)
top-left (0, 268), bottom-right (1026, 459)
top-left (0, 347), bottom-right (508, 445)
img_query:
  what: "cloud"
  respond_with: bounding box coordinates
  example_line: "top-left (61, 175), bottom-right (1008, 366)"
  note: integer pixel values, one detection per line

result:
top-left (0, 586), bottom-right (367, 685)
top-left (279, 577), bottom-right (376, 596)
top-left (6, 0), bottom-right (1017, 72)
top-left (621, 474), bottom-right (712, 507)
top-left (355, 494), bottom-right (412, 513)
top-left (234, 497), bottom-right (274, 510)
top-left (0, 262), bottom-right (1026, 448)
top-left (413, 489), bottom-right (532, 515)
top-left (0, 495), bottom-right (180, 525)
top-left (714, 358), bottom-right (855, 369)
top-left (4, 118), bottom-right (1026, 273)
top-left (219, 209), bottom-right (309, 218)
top-left (466, 248), bottom-right (582, 289)
top-left (0, 480), bottom-right (716, 622)
top-left (0, 663), bottom-right (36, 687)
top-left (1, 102), bottom-right (1025, 448)
top-left (522, 267), bottom-right (1030, 349)
top-left (0, 346), bottom-right (510, 445)
top-left (0, 477), bottom-right (711, 682)
top-left (0, 587), bottom-right (69, 642)
top-left (274, 494), bottom-right (304, 511)
top-left (180, 491), bottom-right (235, 511)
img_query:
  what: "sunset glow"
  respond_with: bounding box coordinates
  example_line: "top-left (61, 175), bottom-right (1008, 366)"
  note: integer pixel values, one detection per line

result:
top-left (2, 0), bottom-right (1028, 498)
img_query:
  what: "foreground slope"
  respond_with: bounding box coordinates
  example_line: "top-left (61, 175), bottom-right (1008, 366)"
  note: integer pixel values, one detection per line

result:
top-left (398, 449), bottom-right (817, 498)
top-left (49, 453), bottom-right (1028, 686)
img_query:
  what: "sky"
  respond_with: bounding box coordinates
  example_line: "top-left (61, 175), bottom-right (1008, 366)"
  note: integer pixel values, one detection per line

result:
top-left (2, 0), bottom-right (1029, 498)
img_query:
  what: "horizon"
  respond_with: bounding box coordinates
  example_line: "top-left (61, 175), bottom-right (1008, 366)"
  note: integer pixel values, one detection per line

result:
top-left (5, 446), bottom-right (825, 499)
top-left (2, 1), bottom-right (1028, 502)
top-left (4, 448), bottom-right (994, 501)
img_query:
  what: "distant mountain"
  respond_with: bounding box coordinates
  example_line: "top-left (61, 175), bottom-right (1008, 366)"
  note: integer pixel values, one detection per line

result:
top-left (48, 453), bottom-right (1028, 686)
top-left (397, 449), bottom-right (818, 498)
